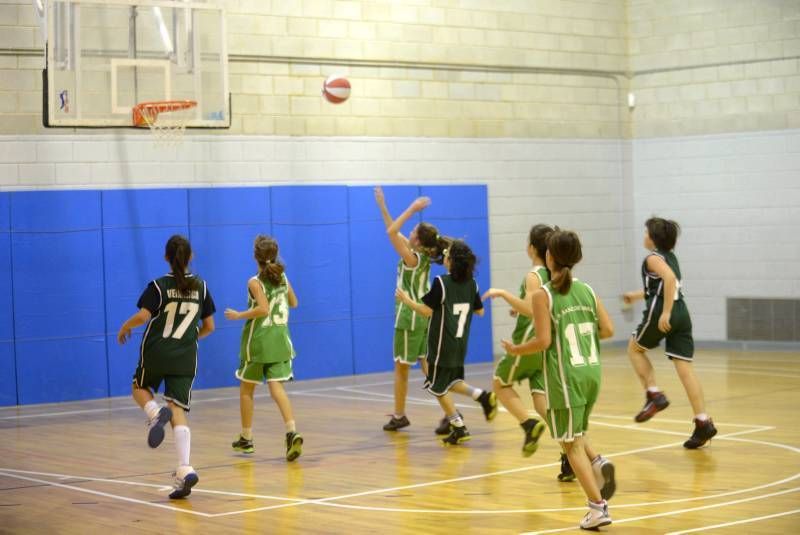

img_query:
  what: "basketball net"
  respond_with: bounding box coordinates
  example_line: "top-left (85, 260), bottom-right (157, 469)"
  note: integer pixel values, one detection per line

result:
top-left (132, 100), bottom-right (197, 146)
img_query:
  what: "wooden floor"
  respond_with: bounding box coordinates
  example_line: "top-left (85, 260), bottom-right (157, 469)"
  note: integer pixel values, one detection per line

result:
top-left (1, 348), bottom-right (799, 534)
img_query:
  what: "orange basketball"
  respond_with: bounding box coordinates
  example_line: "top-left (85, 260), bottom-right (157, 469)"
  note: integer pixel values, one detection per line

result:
top-left (322, 75), bottom-right (351, 104)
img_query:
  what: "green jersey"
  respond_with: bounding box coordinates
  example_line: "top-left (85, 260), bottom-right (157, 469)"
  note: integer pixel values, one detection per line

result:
top-left (394, 252), bottom-right (431, 331)
top-left (422, 275), bottom-right (483, 368)
top-left (239, 274), bottom-right (295, 364)
top-left (541, 279), bottom-right (601, 410)
top-left (510, 266), bottom-right (550, 348)
top-left (137, 274), bottom-right (216, 377)
top-left (642, 250), bottom-right (684, 304)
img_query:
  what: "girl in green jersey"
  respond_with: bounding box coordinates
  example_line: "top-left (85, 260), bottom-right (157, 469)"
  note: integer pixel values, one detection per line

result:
top-left (118, 235), bottom-right (216, 499)
top-left (503, 230), bottom-right (615, 530)
top-left (226, 235), bottom-right (303, 462)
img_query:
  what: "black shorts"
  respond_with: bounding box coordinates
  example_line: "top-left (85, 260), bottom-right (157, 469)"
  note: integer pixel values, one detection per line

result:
top-left (423, 364), bottom-right (465, 397)
top-left (632, 298), bottom-right (694, 361)
top-left (133, 367), bottom-right (194, 411)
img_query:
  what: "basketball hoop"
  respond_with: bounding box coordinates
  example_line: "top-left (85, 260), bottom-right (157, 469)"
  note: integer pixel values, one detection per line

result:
top-left (132, 100), bottom-right (197, 145)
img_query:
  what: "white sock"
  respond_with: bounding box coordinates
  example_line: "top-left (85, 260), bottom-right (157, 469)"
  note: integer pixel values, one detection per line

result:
top-left (285, 420), bottom-right (296, 433)
top-left (143, 400), bottom-right (160, 421)
top-left (241, 428), bottom-right (252, 440)
top-left (173, 425), bottom-right (191, 467)
top-left (646, 386), bottom-right (661, 394)
top-left (695, 413), bottom-right (708, 422)
top-left (448, 413), bottom-right (464, 428)
top-left (468, 387), bottom-right (482, 400)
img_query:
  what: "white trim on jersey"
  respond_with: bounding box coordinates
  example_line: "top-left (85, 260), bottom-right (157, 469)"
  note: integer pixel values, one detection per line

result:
top-left (429, 276), bottom-right (446, 388)
top-left (541, 284), bottom-right (554, 411)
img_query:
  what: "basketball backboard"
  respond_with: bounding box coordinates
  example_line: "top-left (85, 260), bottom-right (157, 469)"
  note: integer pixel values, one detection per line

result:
top-left (44, 0), bottom-right (230, 128)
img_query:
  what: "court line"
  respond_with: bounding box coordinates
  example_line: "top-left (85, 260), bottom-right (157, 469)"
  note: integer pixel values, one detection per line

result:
top-left (664, 508), bottom-right (800, 535)
top-left (0, 470), bottom-right (214, 517)
top-left (520, 487), bottom-right (800, 535)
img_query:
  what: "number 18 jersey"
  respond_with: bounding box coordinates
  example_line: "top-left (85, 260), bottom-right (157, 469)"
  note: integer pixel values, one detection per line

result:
top-left (239, 274), bottom-right (295, 364)
top-left (541, 279), bottom-right (601, 410)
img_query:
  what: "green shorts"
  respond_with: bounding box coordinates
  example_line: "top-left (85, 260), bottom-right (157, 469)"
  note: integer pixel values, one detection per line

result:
top-left (633, 298), bottom-right (694, 361)
top-left (423, 364), bottom-right (464, 397)
top-left (546, 403), bottom-right (593, 442)
top-left (236, 359), bottom-right (294, 384)
top-left (133, 368), bottom-right (194, 411)
top-left (394, 328), bottom-right (427, 365)
top-left (493, 353), bottom-right (545, 393)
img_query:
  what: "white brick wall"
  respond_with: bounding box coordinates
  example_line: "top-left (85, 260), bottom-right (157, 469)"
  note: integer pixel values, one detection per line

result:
top-left (0, 133), bottom-right (629, 348)
top-left (631, 128), bottom-right (800, 340)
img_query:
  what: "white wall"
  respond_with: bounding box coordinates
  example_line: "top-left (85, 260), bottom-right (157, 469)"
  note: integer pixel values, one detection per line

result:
top-left (0, 134), bottom-right (629, 349)
top-left (631, 128), bottom-right (800, 340)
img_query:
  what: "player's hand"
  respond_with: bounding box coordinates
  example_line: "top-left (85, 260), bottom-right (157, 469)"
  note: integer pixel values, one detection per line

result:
top-left (411, 196), bottom-right (431, 212)
top-left (622, 292), bottom-right (638, 304)
top-left (374, 186), bottom-right (385, 206)
top-left (509, 310), bottom-right (518, 318)
top-left (501, 339), bottom-right (518, 355)
top-left (481, 288), bottom-right (504, 301)
top-left (657, 312), bottom-right (671, 333)
top-left (395, 288), bottom-right (410, 304)
top-left (117, 327), bottom-right (131, 345)
top-left (224, 308), bottom-right (240, 320)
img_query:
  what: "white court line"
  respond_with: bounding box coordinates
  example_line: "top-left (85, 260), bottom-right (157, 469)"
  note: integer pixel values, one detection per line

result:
top-left (0, 470), bottom-right (213, 517)
top-left (664, 508), bottom-right (800, 535)
top-left (590, 413), bottom-right (769, 429)
top-left (520, 487), bottom-right (800, 535)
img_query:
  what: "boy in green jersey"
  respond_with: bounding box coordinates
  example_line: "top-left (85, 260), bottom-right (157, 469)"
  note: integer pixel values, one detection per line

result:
top-left (397, 240), bottom-right (498, 446)
top-left (623, 217), bottom-right (717, 449)
top-left (504, 229), bottom-right (615, 530)
top-left (374, 188), bottom-right (449, 433)
top-left (226, 235), bottom-right (303, 462)
top-left (118, 235), bottom-right (216, 499)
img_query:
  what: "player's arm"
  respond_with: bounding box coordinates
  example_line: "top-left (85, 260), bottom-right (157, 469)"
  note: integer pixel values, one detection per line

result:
top-left (386, 196), bottom-right (431, 268)
top-left (622, 289), bottom-right (645, 303)
top-left (225, 279), bottom-right (269, 320)
top-left (501, 290), bottom-right (551, 355)
top-left (646, 255), bottom-right (677, 333)
top-left (482, 272), bottom-right (540, 317)
top-left (374, 186), bottom-right (412, 257)
top-left (198, 316), bottom-right (215, 339)
top-left (117, 308), bottom-right (152, 344)
top-left (595, 295), bottom-right (615, 340)
top-left (395, 288), bottom-right (433, 318)
top-left (286, 278), bottom-right (298, 308)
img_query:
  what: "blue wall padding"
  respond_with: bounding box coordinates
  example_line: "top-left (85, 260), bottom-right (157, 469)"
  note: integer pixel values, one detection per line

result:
top-left (288, 320), bottom-right (354, 379)
top-left (4, 184), bottom-right (490, 405)
top-left (16, 336), bottom-right (107, 404)
top-left (11, 190), bottom-right (101, 232)
top-left (12, 231), bottom-right (105, 340)
top-left (0, 341), bottom-right (15, 406)
top-left (188, 187), bottom-right (270, 226)
top-left (271, 186), bottom-right (348, 225)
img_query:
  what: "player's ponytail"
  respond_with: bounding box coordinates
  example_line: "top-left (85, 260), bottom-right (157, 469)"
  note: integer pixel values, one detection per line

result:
top-left (447, 240), bottom-right (477, 283)
top-left (165, 235), bottom-right (198, 294)
top-left (529, 223), bottom-right (554, 276)
top-left (645, 216), bottom-right (681, 251)
top-left (254, 235), bottom-right (285, 287)
top-left (416, 222), bottom-right (451, 265)
top-left (547, 229), bottom-right (582, 295)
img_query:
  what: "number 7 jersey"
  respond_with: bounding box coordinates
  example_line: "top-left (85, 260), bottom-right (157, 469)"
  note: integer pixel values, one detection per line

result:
top-left (239, 274), bottom-right (295, 364)
top-left (540, 279), bottom-right (602, 410)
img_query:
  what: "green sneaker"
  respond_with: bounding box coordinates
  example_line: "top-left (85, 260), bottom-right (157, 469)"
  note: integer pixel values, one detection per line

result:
top-left (232, 435), bottom-right (254, 454)
top-left (286, 432), bottom-right (303, 462)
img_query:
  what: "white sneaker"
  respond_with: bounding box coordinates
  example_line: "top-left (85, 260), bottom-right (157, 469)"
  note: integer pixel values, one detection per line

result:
top-left (580, 500), bottom-right (611, 530)
top-left (592, 455), bottom-right (616, 501)
top-left (168, 465), bottom-right (198, 500)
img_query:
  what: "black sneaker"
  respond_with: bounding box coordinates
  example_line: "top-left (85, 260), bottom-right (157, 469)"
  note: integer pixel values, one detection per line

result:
top-left (634, 391), bottom-right (670, 422)
top-left (521, 418), bottom-right (546, 457)
top-left (435, 413), bottom-right (461, 435)
top-left (558, 453), bottom-right (576, 482)
top-left (383, 415), bottom-right (410, 431)
top-left (147, 406), bottom-right (172, 449)
top-left (441, 425), bottom-right (471, 446)
top-left (592, 456), bottom-right (616, 501)
top-left (232, 435), bottom-right (254, 454)
top-left (168, 470), bottom-right (198, 500)
top-left (286, 431), bottom-right (303, 462)
top-left (683, 418), bottom-right (717, 449)
top-left (477, 391), bottom-right (498, 421)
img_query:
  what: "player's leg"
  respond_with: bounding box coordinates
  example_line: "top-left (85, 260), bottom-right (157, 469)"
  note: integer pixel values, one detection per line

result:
top-left (628, 336), bottom-right (670, 422)
top-left (267, 361), bottom-right (303, 461)
top-left (232, 380), bottom-right (256, 453)
top-left (451, 379), bottom-right (497, 421)
top-left (132, 370), bottom-right (172, 449)
top-left (164, 378), bottom-right (197, 500)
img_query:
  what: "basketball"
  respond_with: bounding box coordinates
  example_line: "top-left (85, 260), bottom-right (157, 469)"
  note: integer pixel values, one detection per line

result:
top-left (322, 75), bottom-right (351, 104)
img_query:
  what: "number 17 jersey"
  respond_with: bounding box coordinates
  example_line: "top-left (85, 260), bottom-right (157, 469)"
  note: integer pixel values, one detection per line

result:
top-left (541, 279), bottom-right (601, 410)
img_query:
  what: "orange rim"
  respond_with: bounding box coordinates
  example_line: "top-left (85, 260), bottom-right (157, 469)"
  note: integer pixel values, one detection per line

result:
top-left (132, 100), bottom-right (197, 126)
